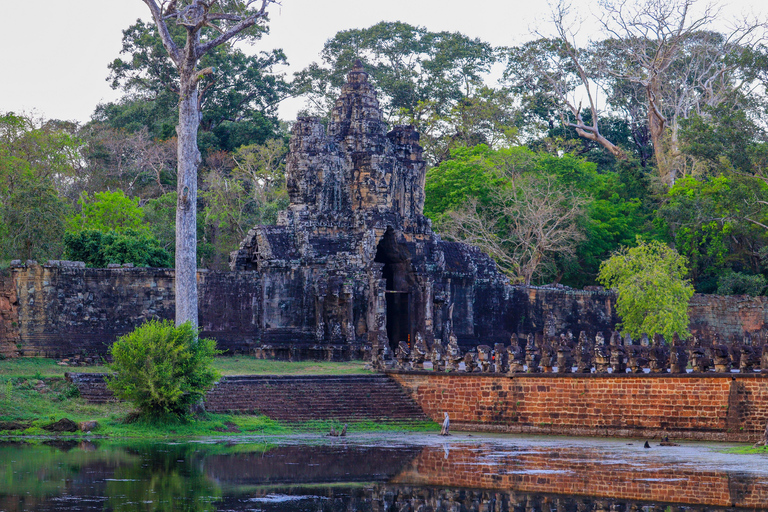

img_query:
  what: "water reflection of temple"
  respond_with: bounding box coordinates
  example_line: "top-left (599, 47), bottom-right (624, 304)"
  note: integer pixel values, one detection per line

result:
top-left (228, 485), bottom-right (751, 512)
top-left (2, 440), bottom-right (768, 511)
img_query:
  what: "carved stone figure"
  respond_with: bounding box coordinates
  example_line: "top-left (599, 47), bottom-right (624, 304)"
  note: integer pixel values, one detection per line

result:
top-left (507, 336), bottom-right (526, 374)
top-left (445, 333), bottom-right (462, 372)
top-left (429, 340), bottom-right (445, 372)
top-left (594, 332), bottom-right (610, 373)
top-left (649, 334), bottom-right (669, 373)
top-left (627, 338), bottom-right (648, 374)
top-left (609, 331), bottom-right (626, 374)
top-left (525, 333), bottom-right (541, 373)
top-left (556, 334), bottom-right (574, 374)
top-left (477, 345), bottom-right (492, 372)
top-left (493, 343), bottom-right (508, 373)
top-left (669, 333), bottom-right (689, 374)
top-left (410, 332), bottom-right (428, 369)
top-left (395, 340), bottom-right (410, 370)
top-left (761, 339), bottom-right (768, 372)
top-left (712, 334), bottom-right (732, 373)
top-left (575, 331), bottom-right (593, 373)
top-left (539, 334), bottom-right (556, 373)
top-left (740, 335), bottom-right (760, 372)
top-left (689, 336), bottom-right (713, 373)
top-left (463, 350), bottom-right (478, 373)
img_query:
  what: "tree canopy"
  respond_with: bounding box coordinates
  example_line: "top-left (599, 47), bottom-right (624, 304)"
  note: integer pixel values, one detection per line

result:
top-left (3, 1), bottom-right (768, 302)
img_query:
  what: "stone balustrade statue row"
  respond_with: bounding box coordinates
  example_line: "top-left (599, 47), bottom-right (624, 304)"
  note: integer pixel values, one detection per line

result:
top-left (370, 330), bottom-right (768, 374)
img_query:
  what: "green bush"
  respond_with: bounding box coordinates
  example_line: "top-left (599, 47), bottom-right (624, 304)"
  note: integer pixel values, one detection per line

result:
top-left (717, 271), bottom-right (766, 296)
top-left (64, 229), bottom-right (172, 268)
top-left (107, 320), bottom-right (220, 417)
top-left (598, 239), bottom-right (694, 339)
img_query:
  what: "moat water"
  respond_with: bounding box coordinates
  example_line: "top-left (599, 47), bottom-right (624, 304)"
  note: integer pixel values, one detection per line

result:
top-left (1, 433), bottom-right (767, 511)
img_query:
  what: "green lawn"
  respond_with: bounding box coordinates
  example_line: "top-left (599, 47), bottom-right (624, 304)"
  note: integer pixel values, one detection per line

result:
top-left (0, 356), bottom-right (372, 378)
top-left (212, 357), bottom-right (372, 376)
top-left (0, 357), bottom-right (432, 439)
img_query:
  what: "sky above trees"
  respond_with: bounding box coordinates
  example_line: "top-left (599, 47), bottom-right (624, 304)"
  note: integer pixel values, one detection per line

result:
top-left (5, 0), bottom-right (761, 124)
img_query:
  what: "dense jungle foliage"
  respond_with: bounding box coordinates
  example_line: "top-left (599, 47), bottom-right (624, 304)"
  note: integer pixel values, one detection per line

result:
top-left (2, 3), bottom-right (768, 297)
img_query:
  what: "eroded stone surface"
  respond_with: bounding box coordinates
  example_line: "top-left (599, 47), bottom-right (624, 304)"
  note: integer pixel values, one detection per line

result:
top-left (231, 62), bottom-right (507, 354)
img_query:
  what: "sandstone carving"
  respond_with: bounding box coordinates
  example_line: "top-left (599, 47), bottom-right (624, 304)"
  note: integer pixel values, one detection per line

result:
top-left (230, 61), bottom-right (506, 354)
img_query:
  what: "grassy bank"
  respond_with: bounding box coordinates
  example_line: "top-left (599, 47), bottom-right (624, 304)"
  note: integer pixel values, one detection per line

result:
top-left (0, 356), bottom-right (372, 379)
top-left (0, 357), bottom-right (435, 439)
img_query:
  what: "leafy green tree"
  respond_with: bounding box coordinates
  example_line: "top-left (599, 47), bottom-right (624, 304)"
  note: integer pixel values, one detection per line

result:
top-left (441, 174), bottom-right (587, 284)
top-left (679, 105), bottom-right (768, 176)
top-left (78, 125), bottom-right (177, 200)
top-left (295, 21), bottom-right (497, 121)
top-left (66, 190), bottom-right (150, 235)
top-left (107, 320), bottom-right (220, 417)
top-left (426, 145), bottom-right (596, 284)
top-left (0, 113), bottom-right (79, 261)
top-left (143, 191), bottom-right (177, 254)
top-left (598, 239), bottom-right (694, 339)
top-left (424, 144), bottom-right (512, 220)
top-left (63, 229), bottom-right (172, 268)
top-left (717, 271), bottom-right (766, 296)
top-left (658, 175), bottom-right (768, 292)
top-left (399, 87), bottom-right (522, 165)
top-left (1, 178), bottom-right (67, 261)
top-left (101, 19), bottom-right (289, 153)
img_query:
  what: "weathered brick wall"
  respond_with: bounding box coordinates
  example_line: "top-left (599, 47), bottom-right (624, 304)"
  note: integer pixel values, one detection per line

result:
top-left (0, 269), bottom-right (20, 358)
top-left (393, 445), bottom-right (768, 508)
top-left (391, 372), bottom-right (768, 442)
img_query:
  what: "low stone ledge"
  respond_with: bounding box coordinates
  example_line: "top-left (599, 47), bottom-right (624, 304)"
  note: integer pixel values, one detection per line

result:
top-left (386, 369), bottom-right (768, 379)
top-left (448, 422), bottom-right (758, 443)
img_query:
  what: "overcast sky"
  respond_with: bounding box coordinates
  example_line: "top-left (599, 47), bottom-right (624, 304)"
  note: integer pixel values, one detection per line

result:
top-left (0, 0), bottom-right (764, 124)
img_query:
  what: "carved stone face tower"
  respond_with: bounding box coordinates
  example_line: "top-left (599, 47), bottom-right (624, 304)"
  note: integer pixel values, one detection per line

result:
top-left (231, 62), bottom-right (506, 355)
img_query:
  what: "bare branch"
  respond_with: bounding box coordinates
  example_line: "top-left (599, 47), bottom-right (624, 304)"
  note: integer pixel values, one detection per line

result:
top-left (198, 0), bottom-right (273, 56)
top-left (142, 0), bottom-right (182, 64)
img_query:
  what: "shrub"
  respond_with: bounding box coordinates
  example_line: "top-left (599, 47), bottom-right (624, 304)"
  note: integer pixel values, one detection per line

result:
top-left (717, 271), bottom-right (766, 296)
top-left (107, 320), bottom-right (220, 417)
top-left (598, 239), bottom-right (694, 339)
top-left (64, 229), bottom-right (172, 268)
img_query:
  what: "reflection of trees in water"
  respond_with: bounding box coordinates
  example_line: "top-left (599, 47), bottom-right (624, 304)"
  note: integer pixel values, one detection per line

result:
top-left (0, 442), bottom-right (759, 511)
top-left (105, 444), bottom-right (222, 512)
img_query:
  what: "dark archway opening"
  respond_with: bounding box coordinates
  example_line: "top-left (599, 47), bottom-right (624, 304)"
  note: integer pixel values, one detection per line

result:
top-left (374, 227), bottom-right (413, 351)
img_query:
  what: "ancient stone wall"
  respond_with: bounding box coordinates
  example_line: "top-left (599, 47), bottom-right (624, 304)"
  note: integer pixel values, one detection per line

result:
top-left (0, 269), bottom-right (20, 358)
top-left (391, 372), bottom-right (768, 442)
top-left (4, 261), bottom-right (768, 357)
top-left (6, 262), bottom-right (261, 358)
top-left (689, 293), bottom-right (768, 339)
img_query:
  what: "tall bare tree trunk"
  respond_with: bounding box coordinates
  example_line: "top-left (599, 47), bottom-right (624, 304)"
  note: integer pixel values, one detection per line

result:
top-left (646, 81), bottom-right (669, 183)
top-left (176, 66), bottom-right (201, 327)
top-left (139, 0), bottom-right (274, 326)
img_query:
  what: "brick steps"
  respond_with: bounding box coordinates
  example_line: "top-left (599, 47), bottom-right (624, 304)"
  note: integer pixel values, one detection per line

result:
top-left (65, 372), bottom-right (117, 403)
top-left (66, 373), bottom-right (429, 423)
top-left (205, 375), bottom-right (429, 423)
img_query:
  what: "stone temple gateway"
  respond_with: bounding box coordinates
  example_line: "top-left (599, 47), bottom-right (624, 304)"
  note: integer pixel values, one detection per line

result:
top-left (1, 65), bottom-right (764, 358)
top-left (230, 62), bottom-right (509, 355)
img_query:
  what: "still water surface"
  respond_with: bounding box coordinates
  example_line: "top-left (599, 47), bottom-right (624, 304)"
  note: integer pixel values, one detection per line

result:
top-left (1, 434), bottom-right (767, 511)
